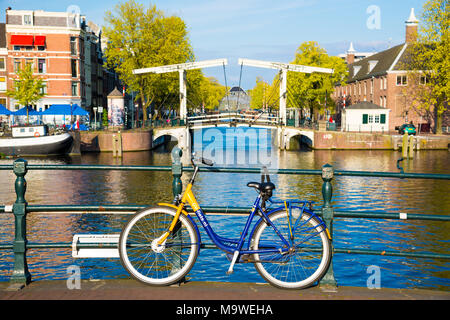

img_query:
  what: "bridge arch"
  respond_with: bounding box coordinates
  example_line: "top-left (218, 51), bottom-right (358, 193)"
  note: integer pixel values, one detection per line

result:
top-left (152, 127), bottom-right (190, 153)
top-left (283, 128), bottom-right (314, 150)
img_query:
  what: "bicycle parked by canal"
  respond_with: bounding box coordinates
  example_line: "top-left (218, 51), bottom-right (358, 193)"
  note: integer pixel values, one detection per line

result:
top-left (119, 154), bottom-right (332, 289)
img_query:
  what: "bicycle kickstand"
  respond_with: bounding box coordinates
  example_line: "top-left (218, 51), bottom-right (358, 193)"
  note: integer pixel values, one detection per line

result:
top-left (226, 251), bottom-right (240, 275)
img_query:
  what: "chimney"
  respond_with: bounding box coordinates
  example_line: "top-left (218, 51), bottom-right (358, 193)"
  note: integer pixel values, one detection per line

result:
top-left (405, 8), bottom-right (419, 43)
top-left (346, 42), bottom-right (356, 64)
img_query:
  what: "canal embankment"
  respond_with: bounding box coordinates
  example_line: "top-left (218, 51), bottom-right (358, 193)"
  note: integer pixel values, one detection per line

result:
top-left (79, 129), bottom-right (153, 152)
top-left (310, 130), bottom-right (449, 150)
top-left (75, 128), bottom-right (449, 153)
top-left (1, 280), bottom-right (448, 300)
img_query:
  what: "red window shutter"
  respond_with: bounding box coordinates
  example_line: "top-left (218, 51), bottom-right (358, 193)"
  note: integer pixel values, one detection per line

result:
top-left (10, 35), bottom-right (34, 46)
top-left (34, 36), bottom-right (46, 46)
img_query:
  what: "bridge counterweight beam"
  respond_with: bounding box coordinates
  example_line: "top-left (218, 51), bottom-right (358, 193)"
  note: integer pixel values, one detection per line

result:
top-left (279, 69), bottom-right (287, 126)
top-left (179, 70), bottom-right (187, 121)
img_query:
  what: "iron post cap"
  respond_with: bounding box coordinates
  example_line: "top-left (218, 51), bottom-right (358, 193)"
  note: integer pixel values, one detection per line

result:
top-left (322, 164), bottom-right (334, 180)
top-left (13, 159), bottom-right (28, 175)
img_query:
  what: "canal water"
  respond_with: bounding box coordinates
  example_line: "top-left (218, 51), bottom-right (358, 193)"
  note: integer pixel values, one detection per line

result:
top-left (0, 128), bottom-right (449, 291)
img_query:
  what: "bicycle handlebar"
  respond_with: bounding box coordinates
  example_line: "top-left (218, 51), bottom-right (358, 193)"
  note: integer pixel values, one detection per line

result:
top-left (191, 153), bottom-right (214, 167)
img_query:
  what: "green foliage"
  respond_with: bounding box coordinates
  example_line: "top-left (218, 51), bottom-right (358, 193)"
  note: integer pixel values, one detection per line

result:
top-left (102, 109), bottom-right (108, 127)
top-left (6, 63), bottom-right (46, 122)
top-left (248, 77), bottom-right (278, 110)
top-left (194, 76), bottom-right (227, 110)
top-left (401, 0), bottom-right (449, 133)
top-left (288, 41), bottom-right (348, 116)
top-left (103, 0), bottom-right (194, 121)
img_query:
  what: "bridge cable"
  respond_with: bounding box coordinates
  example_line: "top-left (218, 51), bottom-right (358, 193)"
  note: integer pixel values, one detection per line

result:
top-left (264, 76), bottom-right (281, 111)
top-left (223, 62), bottom-right (231, 112)
top-left (235, 62), bottom-right (244, 112)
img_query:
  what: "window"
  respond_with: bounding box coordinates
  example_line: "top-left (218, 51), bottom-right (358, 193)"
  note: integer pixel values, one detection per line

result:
top-left (0, 57), bottom-right (4, 71)
top-left (14, 59), bottom-right (21, 72)
top-left (40, 83), bottom-right (47, 94)
top-left (384, 77), bottom-right (387, 89)
top-left (0, 77), bottom-right (6, 92)
top-left (374, 115), bottom-right (380, 123)
top-left (396, 75), bottom-right (407, 86)
top-left (370, 79), bottom-right (373, 94)
top-left (420, 76), bottom-right (427, 85)
top-left (37, 46), bottom-right (45, 51)
top-left (380, 114), bottom-right (386, 124)
top-left (380, 96), bottom-right (383, 106)
top-left (23, 15), bottom-right (32, 25)
top-left (368, 115), bottom-right (374, 123)
top-left (25, 59), bottom-right (34, 70)
top-left (72, 82), bottom-right (79, 96)
top-left (0, 98), bottom-right (6, 106)
top-left (38, 59), bottom-right (46, 74)
top-left (70, 37), bottom-right (77, 55)
top-left (71, 59), bottom-right (77, 77)
top-left (13, 46), bottom-right (21, 51)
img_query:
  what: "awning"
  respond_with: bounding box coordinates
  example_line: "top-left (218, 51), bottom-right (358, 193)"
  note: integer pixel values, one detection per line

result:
top-left (34, 36), bottom-right (46, 46)
top-left (10, 35), bottom-right (34, 46)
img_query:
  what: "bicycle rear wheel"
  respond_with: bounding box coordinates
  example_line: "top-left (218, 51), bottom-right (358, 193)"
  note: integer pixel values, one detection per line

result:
top-left (251, 209), bottom-right (331, 289)
top-left (119, 206), bottom-right (199, 286)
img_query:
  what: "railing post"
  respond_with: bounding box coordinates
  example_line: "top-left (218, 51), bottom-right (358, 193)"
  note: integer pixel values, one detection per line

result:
top-left (171, 147), bottom-right (183, 198)
top-left (9, 159), bottom-right (31, 289)
top-left (319, 163), bottom-right (338, 289)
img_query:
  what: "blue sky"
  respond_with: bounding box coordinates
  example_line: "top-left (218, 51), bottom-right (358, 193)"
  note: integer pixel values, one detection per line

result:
top-left (1, 0), bottom-right (426, 90)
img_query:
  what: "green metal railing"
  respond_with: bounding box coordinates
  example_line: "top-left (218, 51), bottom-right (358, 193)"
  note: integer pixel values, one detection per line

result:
top-left (0, 147), bottom-right (449, 289)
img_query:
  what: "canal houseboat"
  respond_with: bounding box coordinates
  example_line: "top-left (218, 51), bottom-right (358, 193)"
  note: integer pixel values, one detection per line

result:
top-left (0, 125), bottom-right (73, 157)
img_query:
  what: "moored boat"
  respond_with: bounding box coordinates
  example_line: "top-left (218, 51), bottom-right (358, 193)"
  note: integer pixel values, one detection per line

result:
top-left (0, 125), bottom-right (73, 157)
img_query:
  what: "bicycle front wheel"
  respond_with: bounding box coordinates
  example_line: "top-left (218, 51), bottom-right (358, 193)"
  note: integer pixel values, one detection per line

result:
top-left (251, 209), bottom-right (332, 289)
top-left (119, 206), bottom-right (199, 286)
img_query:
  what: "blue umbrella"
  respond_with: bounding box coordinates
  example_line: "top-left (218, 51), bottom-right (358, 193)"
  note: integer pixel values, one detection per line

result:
top-left (13, 106), bottom-right (41, 116)
top-left (0, 104), bottom-right (11, 115)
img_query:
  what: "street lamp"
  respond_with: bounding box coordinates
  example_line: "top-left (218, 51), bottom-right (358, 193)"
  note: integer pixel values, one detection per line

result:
top-left (93, 107), bottom-right (98, 130)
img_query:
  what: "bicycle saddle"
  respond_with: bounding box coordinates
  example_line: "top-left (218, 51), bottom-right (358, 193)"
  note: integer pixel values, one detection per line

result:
top-left (247, 182), bottom-right (276, 193)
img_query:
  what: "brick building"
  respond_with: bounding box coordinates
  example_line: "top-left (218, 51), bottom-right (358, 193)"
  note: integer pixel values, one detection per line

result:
top-left (333, 8), bottom-right (437, 132)
top-left (0, 23), bottom-right (7, 107)
top-left (3, 8), bottom-right (120, 117)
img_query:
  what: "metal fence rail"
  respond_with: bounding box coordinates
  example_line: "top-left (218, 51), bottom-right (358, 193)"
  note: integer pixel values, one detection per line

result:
top-left (0, 147), bottom-right (449, 289)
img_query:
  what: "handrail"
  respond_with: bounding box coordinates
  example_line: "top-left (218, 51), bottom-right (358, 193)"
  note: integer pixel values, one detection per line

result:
top-left (0, 149), bottom-right (449, 289)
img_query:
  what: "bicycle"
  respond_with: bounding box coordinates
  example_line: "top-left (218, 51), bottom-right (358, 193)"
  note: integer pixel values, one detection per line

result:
top-left (119, 155), bottom-right (332, 289)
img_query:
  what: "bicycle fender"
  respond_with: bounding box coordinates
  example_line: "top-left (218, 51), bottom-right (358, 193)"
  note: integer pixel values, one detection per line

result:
top-left (157, 203), bottom-right (189, 216)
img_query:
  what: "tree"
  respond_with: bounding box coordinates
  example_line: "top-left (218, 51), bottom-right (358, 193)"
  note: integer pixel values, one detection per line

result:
top-left (195, 76), bottom-right (226, 111)
top-left (287, 41), bottom-right (348, 120)
top-left (6, 63), bottom-right (46, 124)
top-left (400, 0), bottom-right (449, 133)
top-left (103, 0), bottom-right (194, 123)
top-left (248, 77), bottom-right (279, 110)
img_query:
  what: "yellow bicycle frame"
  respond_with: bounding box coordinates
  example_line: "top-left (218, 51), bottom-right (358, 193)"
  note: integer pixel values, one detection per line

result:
top-left (157, 183), bottom-right (200, 245)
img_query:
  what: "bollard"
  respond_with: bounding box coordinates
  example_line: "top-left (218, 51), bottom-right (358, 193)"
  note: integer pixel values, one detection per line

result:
top-left (112, 131), bottom-right (123, 158)
top-left (408, 135), bottom-right (414, 159)
top-left (402, 132), bottom-right (409, 158)
top-left (319, 164), bottom-right (338, 289)
top-left (171, 147), bottom-right (183, 199)
top-left (9, 159), bottom-right (31, 289)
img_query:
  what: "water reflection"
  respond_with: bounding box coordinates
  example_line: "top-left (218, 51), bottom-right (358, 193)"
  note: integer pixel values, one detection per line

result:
top-left (0, 147), bottom-right (448, 290)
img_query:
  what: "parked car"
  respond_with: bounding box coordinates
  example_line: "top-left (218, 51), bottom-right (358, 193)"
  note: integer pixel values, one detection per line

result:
top-left (395, 123), bottom-right (416, 135)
